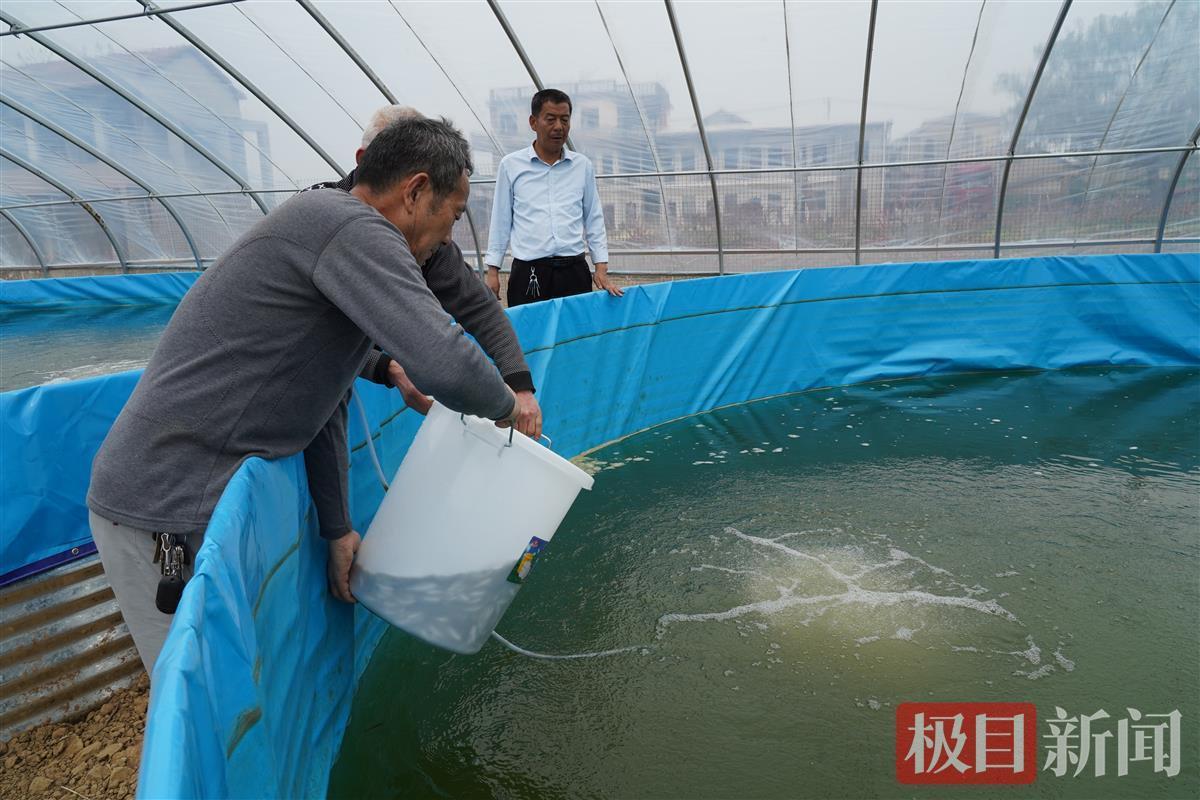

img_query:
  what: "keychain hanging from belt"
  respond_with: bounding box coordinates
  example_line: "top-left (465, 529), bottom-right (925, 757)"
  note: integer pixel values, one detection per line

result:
top-left (152, 532), bottom-right (189, 613)
top-left (526, 262), bottom-right (541, 298)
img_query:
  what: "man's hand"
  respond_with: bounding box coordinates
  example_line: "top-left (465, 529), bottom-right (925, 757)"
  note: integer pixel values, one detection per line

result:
top-left (592, 263), bottom-right (624, 297)
top-left (327, 531), bottom-right (361, 603)
top-left (495, 388), bottom-right (542, 440)
top-left (386, 361), bottom-right (433, 415)
top-left (485, 266), bottom-right (501, 300)
top-left (511, 390), bottom-right (542, 439)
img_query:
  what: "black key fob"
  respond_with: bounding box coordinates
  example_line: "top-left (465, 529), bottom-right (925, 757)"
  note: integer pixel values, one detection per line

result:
top-left (156, 573), bottom-right (184, 614)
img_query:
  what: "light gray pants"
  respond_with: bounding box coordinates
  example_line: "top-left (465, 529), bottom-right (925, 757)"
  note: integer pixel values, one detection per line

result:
top-left (88, 510), bottom-right (204, 674)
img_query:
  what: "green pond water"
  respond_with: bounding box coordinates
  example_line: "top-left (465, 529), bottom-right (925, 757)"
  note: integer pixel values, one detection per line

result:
top-left (331, 367), bottom-right (1199, 800)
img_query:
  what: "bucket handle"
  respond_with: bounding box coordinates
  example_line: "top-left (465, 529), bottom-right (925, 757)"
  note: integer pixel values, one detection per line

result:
top-left (460, 413), bottom-right (553, 449)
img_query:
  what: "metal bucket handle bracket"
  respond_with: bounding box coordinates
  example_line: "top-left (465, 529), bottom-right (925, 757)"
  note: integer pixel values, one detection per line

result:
top-left (460, 413), bottom-right (552, 449)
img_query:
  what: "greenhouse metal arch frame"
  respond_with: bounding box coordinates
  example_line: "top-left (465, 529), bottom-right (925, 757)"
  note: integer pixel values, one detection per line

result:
top-left (1, 0), bottom-right (1196, 276)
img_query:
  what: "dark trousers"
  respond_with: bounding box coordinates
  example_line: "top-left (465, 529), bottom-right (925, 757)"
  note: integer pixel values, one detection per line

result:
top-left (507, 254), bottom-right (591, 308)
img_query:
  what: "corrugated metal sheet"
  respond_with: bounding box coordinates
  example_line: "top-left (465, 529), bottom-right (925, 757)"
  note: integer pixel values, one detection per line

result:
top-left (0, 555), bottom-right (142, 737)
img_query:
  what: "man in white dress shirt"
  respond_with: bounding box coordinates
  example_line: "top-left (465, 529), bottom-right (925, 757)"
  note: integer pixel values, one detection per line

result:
top-left (485, 88), bottom-right (623, 306)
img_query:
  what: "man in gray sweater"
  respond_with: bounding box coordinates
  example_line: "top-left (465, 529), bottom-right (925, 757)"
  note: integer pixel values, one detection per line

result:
top-left (322, 105), bottom-right (540, 437)
top-left (88, 118), bottom-right (517, 671)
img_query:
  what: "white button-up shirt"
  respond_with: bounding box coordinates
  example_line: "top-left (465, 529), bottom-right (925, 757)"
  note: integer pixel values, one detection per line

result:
top-left (485, 144), bottom-right (609, 267)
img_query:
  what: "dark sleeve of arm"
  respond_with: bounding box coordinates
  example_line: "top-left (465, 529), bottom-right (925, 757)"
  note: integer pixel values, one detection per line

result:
top-left (313, 216), bottom-right (515, 421)
top-left (423, 242), bottom-right (533, 393)
top-left (303, 394), bottom-right (352, 540)
top-left (358, 347), bottom-right (393, 386)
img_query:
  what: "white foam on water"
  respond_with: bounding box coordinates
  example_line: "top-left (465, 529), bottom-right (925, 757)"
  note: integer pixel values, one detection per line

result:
top-left (842, 585), bottom-right (1018, 622)
top-left (772, 528), bottom-right (845, 541)
top-left (656, 585), bottom-right (844, 634)
top-left (887, 548), bottom-right (951, 576)
top-left (658, 528), bottom-right (1021, 646)
top-left (649, 525), bottom-right (1085, 682)
top-left (1053, 648), bottom-right (1076, 672)
top-left (1015, 664), bottom-right (1056, 680)
top-left (690, 564), bottom-right (767, 579)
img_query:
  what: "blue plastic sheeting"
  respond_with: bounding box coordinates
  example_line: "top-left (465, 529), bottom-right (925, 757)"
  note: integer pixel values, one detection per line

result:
top-left (0, 254), bottom-right (1194, 796)
top-left (1, 372), bottom-right (139, 584)
top-left (1, 273), bottom-right (196, 584)
top-left (133, 253), bottom-right (1199, 799)
top-left (140, 379), bottom-right (406, 799)
top-left (140, 457), bottom-right (354, 799)
top-left (0, 272), bottom-right (198, 312)
top-left (509, 253), bottom-right (1200, 459)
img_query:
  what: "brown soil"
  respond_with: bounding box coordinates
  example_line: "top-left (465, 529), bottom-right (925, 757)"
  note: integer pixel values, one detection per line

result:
top-left (0, 674), bottom-right (149, 800)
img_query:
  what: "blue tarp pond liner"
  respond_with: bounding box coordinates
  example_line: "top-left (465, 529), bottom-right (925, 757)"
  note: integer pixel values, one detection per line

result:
top-left (2, 274), bottom-right (198, 585)
top-left (0, 272), bottom-right (200, 313)
top-left (0, 254), bottom-right (1196, 797)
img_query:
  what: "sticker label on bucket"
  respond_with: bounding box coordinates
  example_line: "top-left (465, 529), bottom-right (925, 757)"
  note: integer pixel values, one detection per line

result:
top-left (507, 536), bottom-right (546, 584)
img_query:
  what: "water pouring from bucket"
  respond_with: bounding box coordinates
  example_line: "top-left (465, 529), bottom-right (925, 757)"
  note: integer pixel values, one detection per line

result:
top-left (350, 401), bottom-right (594, 654)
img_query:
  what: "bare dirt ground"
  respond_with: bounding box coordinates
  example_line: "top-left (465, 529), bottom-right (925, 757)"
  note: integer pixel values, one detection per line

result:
top-left (1, 674), bottom-right (148, 800)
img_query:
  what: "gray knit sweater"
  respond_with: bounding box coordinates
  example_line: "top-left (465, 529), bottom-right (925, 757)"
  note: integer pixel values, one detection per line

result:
top-left (87, 189), bottom-right (515, 539)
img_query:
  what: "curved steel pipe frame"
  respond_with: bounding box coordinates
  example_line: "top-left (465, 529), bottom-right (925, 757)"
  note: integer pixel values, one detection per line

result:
top-left (0, 8), bottom-right (269, 217)
top-left (854, 0), bottom-right (880, 265)
top-left (0, 148), bottom-right (130, 272)
top-left (1155, 121), bottom-right (1200, 253)
top-left (2, 0), bottom-right (1195, 275)
top-left (665, 0), bottom-right (724, 274)
top-left (139, 0), bottom-right (345, 183)
top-left (2, 97), bottom-right (204, 270)
top-left (994, 1), bottom-right (1072, 257)
top-left (0, 208), bottom-right (49, 275)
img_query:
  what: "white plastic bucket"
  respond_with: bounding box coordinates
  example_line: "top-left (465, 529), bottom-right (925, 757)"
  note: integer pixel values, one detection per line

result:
top-left (349, 401), bottom-right (594, 654)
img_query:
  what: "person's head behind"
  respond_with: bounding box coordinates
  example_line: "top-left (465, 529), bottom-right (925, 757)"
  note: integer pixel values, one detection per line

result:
top-left (357, 105), bottom-right (422, 163)
top-left (355, 117), bottom-right (473, 264)
top-left (529, 89), bottom-right (572, 156)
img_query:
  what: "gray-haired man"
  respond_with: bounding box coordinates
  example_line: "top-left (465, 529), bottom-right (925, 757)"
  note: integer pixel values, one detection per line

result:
top-left (309, 106), bottom-right (541, 436)
top-left (87, 118), bottom-right (518, 671)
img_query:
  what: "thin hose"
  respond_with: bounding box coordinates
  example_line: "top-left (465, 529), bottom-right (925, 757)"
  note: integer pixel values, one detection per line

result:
top-left (490, 631), bottom-right (650, 661)
top-left (352, 388), bottom-right (389, 491)
top-left (354, 391), bottom-right (646, 661)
